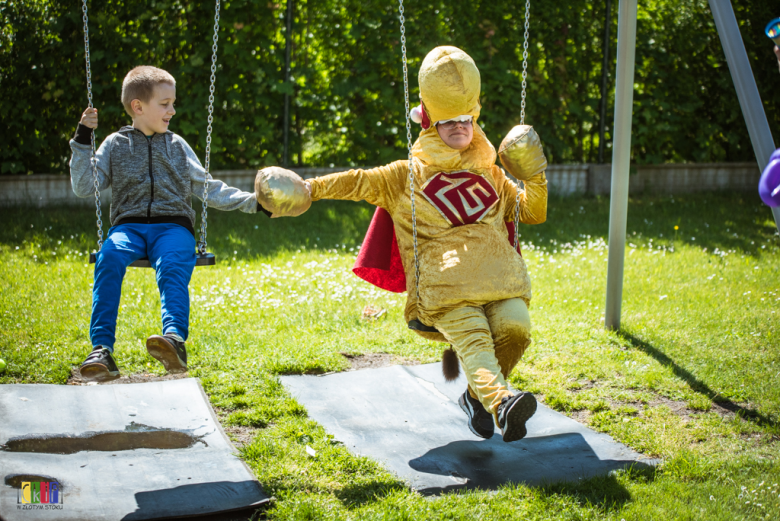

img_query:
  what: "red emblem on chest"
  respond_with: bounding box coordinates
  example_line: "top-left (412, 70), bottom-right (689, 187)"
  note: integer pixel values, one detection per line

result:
top-left (421, 171), bottom-right (499, 226)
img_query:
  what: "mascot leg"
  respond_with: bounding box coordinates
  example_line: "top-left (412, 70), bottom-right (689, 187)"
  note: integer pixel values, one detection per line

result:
top-left (462, 298), bottom-right (531, 403)
top-left (486, 298), bottom-right (532, 385)
top-left (434, 307), bottom-right (512, 419)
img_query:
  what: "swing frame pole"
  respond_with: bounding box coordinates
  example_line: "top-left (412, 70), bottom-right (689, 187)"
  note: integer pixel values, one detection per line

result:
top-left (707, 0), bottom-right (780, 232)
top-left (604, 0), bottom-right (779, 331)
top-left (603, 0), bottom-right (638, 331)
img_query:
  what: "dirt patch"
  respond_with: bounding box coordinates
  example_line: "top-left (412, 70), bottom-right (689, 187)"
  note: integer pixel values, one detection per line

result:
top-left (558, 381), bottom-right (754, 424)
top-left (609, 395), bottom-right (742, 422)
top-left (221, 424), bottom-right (260, 448)
top-left (567, 409), bottom-right (592, 424)
top-left (339, 352), bottom-right (421, 371)
top-left (710, 401), bottom-right (741, 418)
top-left (66, 367), bottom-right (190, 386)
top-left (212, 407), bottom-right (264, 449)
top-left (645, 396), bottom-right (694, 417)
top-left (639, 396), bottom-right (752, 423)
top-left (568, 380), bottom-right (598, 392)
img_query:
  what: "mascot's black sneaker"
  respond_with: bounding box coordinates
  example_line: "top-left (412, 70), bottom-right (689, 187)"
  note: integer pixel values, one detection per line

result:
top-left (497, 392), bottom-right (537, 443)
top-left (146, 334), bottom-right (188, 374)
top-left (458, 390), bottom-right (495, 439)
top-left (79, 347), bottom-right (121, 382)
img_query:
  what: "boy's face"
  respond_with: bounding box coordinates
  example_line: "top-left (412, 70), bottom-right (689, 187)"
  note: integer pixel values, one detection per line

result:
top-left (436, 119), bottom-right (474, 150)
top-left (131, 83), bottom-right (176, 135)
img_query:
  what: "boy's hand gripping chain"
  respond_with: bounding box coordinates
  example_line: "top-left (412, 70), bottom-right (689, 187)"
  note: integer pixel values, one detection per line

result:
top-left (81, 0), bottom-right (103, 254)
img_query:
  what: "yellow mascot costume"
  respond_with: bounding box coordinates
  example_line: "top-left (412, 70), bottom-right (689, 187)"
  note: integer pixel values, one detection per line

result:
top-left (256, 46), bottom-right (548, 442)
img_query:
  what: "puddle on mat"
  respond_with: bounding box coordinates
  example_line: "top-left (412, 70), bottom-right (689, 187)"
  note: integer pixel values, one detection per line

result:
top-left (1, 422), bottom-right (207, 454)
top-left (4, 474), bottom-right (61, 489)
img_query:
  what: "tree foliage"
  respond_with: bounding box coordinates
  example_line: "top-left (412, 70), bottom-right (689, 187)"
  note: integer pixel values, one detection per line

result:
top-left (1, 0), bottom-right (778, 174)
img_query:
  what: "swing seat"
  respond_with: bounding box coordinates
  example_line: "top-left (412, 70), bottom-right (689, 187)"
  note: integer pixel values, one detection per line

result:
top-left (89, 252), bottom-right (216, 268)
top-left (407, 319), bottom-right (438, 333)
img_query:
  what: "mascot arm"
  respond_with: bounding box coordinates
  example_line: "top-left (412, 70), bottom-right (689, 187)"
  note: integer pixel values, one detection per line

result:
top-left (498, 125), bottom-right (547, 181)
top-left (255, 167), bottom-right (312, 217)
top-left (497, 124), bottom-right (548, 225)
top-left (308, 160), bottom-right (407, 209)
top-left (497, 166), bottom-right (548, 225)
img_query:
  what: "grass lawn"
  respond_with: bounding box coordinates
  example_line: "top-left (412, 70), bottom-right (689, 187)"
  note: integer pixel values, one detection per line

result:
top-left (1, 191), bottom-right (779, 520)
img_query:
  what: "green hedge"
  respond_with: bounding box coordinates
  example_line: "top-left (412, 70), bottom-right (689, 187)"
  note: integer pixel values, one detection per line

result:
top-left (1, 0), bottom-right (778, 174)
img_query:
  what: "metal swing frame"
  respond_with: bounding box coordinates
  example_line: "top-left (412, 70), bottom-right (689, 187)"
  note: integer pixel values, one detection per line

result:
top-left (82, 0), bottom-right (221, 268)
top-left (397, 0), bottom-right (532, 313)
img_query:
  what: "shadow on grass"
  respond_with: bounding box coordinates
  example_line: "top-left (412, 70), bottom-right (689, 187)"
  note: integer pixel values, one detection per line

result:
top-left (620, 332), bottom-right (779, 430)
top-left (0, 200), bottom-right (375, 261)
top-left (532, 192), bottom-right (777, 256)
top-left (1, 193), bottom-right (776, 263)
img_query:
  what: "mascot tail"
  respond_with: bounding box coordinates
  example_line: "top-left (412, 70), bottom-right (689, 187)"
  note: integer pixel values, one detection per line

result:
top-left (442, 347), bottom-right (460, 381)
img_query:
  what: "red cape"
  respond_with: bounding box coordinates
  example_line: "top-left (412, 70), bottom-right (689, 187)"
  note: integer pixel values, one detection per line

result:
top-left (352, 207), bottom-right (521, 293)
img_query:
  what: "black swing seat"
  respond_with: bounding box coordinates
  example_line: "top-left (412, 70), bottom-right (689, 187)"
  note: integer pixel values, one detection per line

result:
top-left (89, 252), bottom-right (216, 268)
top-left (408, 319), bottom-right (438, 333)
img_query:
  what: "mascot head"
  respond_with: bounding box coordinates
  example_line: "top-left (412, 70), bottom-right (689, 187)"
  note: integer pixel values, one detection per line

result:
top-left (410, 46), bottom-right (495, 171)
top-left (417, 46), bottom-right (481, 126)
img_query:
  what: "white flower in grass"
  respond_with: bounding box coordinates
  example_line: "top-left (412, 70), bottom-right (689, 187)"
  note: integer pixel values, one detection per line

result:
top-left (659, 295), bottom-right (668, 300)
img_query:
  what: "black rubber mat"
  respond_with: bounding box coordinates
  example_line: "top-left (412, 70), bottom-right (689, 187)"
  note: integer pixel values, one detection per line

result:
top-left (0, 379), bottom-right (269, 520)
top-left (281, 363), bottom-right (658, 494)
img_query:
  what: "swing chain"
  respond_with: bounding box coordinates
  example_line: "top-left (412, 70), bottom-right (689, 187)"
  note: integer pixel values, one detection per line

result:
top-left (199, 0), bottom-right (221, 255)
top-left (81, 0), bottom-right (103, 252)
top-left (520, 0), bottom-right (530, 126)
top-left (515, 0), bottom-right (531, 251)
top-left (513, 183), bottom-right (521, 251)
top-left (398, 0), bottom-right (420, 303)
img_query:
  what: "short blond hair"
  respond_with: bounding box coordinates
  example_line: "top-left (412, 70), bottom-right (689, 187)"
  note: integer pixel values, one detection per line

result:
top-left (121, 66), bottom-right (176, 117)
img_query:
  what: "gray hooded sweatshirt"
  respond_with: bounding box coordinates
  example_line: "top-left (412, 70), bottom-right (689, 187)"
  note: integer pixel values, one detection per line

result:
top-left (69, 126), bottom-right (257, 233)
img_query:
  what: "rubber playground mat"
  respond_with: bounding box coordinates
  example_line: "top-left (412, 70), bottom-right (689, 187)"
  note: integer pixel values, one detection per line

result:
top-left (0, 378), bottom-right (269, 520)
top-left (281, 362), bottom-right (659, 494)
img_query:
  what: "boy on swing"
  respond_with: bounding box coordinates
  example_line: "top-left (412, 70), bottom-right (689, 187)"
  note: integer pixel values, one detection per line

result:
top-left (257, 47), bottom-right (548, 442)
top-left (70, 66), bottom-right (265, 382)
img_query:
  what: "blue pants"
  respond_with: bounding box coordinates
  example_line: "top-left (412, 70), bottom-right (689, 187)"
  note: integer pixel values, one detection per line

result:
top-left (90, 223), bottom-right (196, 350)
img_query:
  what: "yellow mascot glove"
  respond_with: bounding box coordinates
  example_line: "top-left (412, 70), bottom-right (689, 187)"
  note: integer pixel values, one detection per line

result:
top-left (254, 167), bottom-right (311, 217)
top-left (498, 125), bottom-right (547, 181)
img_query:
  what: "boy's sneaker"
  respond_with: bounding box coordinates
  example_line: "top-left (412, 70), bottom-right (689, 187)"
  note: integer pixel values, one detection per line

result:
top-left (146, 334), bottom-right (188, 374)
top-left (496, 391), bottom-right (537, 443)
top-left (458, 390), bottom-right (495, 439)
top-left (79, 347), bottom-right (120, 382)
